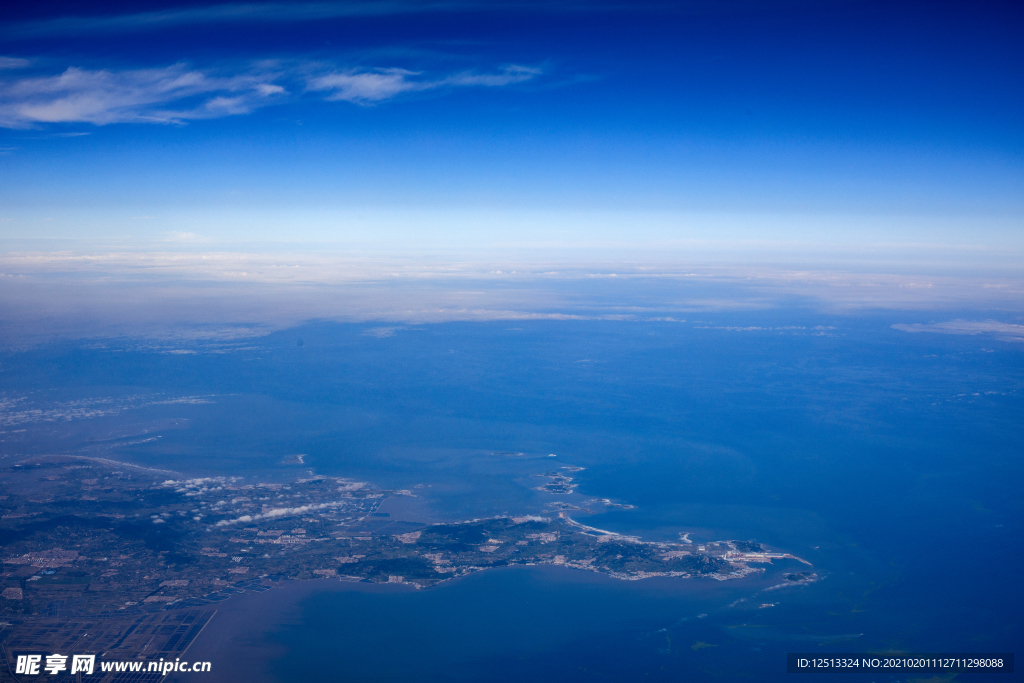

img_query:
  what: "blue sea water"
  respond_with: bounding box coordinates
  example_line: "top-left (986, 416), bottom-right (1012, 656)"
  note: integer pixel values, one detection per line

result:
top-left (2, 313), bottom-right (1020, 681)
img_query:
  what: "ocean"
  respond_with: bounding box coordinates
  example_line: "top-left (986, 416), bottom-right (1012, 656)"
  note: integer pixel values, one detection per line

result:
top-left (3, 314), bottom-right (1019, 681)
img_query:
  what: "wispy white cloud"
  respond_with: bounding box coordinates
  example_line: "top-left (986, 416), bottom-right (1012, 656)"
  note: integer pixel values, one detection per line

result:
top-left (0, 61), bottom-right (540, 127)
top-left (3, 3), bottom-right (473, 39)
top-left (307, 65), bottom-right (539, 103)
top-left (2, 2), bottom-right (613, 39)
top-left (0, 1), bottom-right (845, 40)
top-left (163, 231), bottom-right (214, 243)
top-left (0, 63), bottom-right (287, 128)
top-left (0, 57), bottom-right (30, 69)
top-left (442, 66), bottom-right (541, 87)
top-left (307, 67), bottom-right (427, 102)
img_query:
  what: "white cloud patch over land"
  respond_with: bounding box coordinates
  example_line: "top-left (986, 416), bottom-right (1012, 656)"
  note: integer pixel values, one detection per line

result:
top-left (0, 60), bottom-right (540, 128)
top-left (892, 320), bottom-right (1024, 342)
top-left (216, 502), bottom-right (347, 526)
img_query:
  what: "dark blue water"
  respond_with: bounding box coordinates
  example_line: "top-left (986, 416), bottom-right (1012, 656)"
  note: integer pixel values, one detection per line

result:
top-left (3, 314), bottom-right (1020, 681)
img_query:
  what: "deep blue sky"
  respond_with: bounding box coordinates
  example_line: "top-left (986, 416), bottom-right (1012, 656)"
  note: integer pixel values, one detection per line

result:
top-left (1, 0), bottom-right (1021, 255)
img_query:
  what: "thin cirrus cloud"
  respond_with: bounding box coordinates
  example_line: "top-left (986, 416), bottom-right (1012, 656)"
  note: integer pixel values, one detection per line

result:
top-left (0, 57), bottom-right (31, 69)
top-left (2, 2), bottom-right (620, 39)
top-left (0, 63), bottom-right (286, 127)
top-left (307, 65), bottom-right (540, 103)
top-left (2, 2), bottom-right (818, 40)
top-left (0, 61), bottom-right (540, 128)
top-left (3, 3), bottom-right (488, 39)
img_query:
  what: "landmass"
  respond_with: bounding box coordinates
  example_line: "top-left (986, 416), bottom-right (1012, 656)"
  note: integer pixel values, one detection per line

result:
top-left (0, 455), bottom-right (812, 676)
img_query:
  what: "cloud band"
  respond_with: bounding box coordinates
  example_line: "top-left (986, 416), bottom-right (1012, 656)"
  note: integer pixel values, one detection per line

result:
top-left (0, 61), bottom-right (540, 128)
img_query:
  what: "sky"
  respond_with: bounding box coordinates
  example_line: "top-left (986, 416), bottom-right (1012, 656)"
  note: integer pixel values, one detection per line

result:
top-left (0, 1), bottom-right (1022, 342)
top-left (0, 0), bottom-right (1020, 258)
